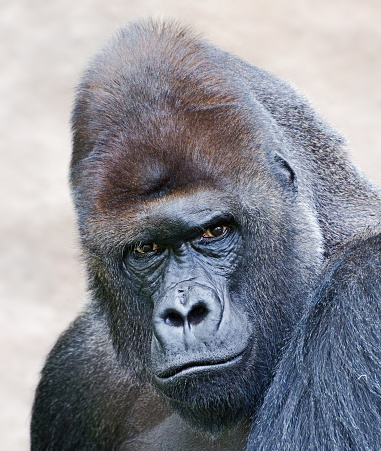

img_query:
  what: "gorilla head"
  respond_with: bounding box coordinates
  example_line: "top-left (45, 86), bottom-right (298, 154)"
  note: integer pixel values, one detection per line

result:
top-left (69, 21), bottom-right (326, 431)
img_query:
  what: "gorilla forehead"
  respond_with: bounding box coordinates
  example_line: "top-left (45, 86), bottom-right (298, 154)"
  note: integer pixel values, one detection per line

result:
top-left (70, 22), bottom-right (279, 207)
top-left (74, 101), bottom-right (273, 220)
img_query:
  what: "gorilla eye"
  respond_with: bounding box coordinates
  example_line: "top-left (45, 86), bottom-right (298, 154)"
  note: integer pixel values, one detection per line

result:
top-left (134, 243), bottom-right (160, 255)
top-left (202, 225), bottom-right (228, 239)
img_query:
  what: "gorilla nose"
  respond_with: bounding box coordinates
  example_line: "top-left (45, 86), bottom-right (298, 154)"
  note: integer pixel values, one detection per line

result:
top-left (154, 283), bottom-right (223, 339)
top-left (164, 303), bottom-right (209, 328)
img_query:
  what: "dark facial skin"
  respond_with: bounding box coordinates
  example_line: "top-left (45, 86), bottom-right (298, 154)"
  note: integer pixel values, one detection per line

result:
top-left (120, 190), bottom-right (257, 428)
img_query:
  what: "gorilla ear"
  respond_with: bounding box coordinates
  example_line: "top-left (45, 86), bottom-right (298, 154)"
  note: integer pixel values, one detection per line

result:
top-left (273, 154), bottom-right (298, 198)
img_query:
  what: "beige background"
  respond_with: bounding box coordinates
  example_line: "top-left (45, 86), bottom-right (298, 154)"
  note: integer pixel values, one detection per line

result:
top-left (1, 0), bottom-right (381, 449)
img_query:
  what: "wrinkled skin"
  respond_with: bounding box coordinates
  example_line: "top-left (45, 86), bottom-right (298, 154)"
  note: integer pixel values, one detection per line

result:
top-left (31, 20), bottom-right (381, 450)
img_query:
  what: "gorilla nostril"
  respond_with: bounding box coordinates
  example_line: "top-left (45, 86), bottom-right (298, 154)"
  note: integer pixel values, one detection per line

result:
top-left (187, 304), bottom-right (209, 326)
top-left (164, 311), bottom-right (184, 327)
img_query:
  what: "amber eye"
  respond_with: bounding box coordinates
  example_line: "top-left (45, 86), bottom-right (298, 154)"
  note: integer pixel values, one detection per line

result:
top-left (134, 243), bottom-right (160, 255)
top-left (202, 225), bottom-right (228, 239)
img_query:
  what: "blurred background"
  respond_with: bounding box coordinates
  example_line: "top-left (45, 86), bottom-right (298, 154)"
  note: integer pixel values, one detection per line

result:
top-left (1, 0), bottom-right (380, 449)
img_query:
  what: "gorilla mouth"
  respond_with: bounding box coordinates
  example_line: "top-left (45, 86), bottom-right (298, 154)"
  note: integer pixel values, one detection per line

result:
top-left (155, 351), bottom-right (245, 380)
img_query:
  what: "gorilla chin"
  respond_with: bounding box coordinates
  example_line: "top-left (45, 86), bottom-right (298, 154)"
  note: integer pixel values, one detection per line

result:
top-left (153, 339), bottom-right (261, 433)
top-left (157, 354), bottom-right (259, 432)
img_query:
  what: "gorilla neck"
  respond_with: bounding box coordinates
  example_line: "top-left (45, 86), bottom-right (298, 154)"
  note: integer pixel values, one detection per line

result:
top-left (134, 413), bottom-right (251, 451)
top-left (168, 389), bottom-right (259, 435)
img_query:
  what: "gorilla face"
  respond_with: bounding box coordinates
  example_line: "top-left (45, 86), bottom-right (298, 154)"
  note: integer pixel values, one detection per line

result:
top-left (75, 143), bottom-right (323, 429)
top-left (127, 199), bottom-right (248, 377)
top-left (121, 190), bottom-right (256, 427)
top-left (70, 26), bottom-right (325, 430)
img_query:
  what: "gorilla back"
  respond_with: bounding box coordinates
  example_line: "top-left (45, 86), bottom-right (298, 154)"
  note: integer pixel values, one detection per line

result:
top-left (31, 20), bottom-right (381, 450)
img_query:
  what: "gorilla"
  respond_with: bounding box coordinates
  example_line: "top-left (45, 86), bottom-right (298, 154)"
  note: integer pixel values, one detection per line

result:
top-left (31, 20), bottom-right (381, 450)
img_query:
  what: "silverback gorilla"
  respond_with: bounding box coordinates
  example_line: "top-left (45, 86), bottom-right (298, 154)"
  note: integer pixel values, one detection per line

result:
top-left (31, 20), bottom-right (381, 450)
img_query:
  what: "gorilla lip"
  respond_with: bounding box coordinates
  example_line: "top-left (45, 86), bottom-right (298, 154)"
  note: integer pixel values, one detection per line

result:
top-left (155, 351), bottom-right (246, 381)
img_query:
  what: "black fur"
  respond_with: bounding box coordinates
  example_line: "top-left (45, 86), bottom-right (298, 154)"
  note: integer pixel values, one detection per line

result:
top-left (31, 20), bottom-right (381, 450)
top-left (249, 231), bottom-right (381, 450)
